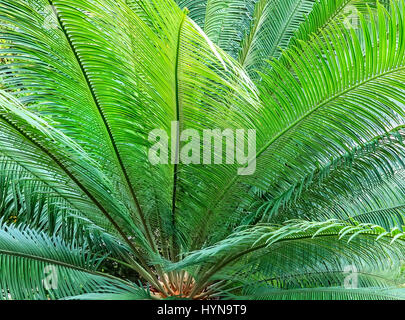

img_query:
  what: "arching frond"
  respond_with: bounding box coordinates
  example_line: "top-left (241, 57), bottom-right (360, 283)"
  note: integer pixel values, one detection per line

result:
top-left (0, 222), bottom-right (144, 300)
top-left (239, 0), bottom-right (316, 79)
top-left (250, 128), bottom-right (405, 226)
top-left (171, 219), bottom-right (405, 297)
top-left (187, 1), bottom-right (405, 250)
top-left (0, 0), bottom-right (404, 301)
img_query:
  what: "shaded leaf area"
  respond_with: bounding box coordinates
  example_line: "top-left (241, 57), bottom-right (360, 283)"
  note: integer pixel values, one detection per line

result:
top-left (175, 0), bottom-right (317, 77)
top-left (0, 156), bottom-right (130, 260)
top-left (196, 2), bottom-right (405, 249)
top-left (176, 0), bottom-right (256, 59)
top-left (0, 222), bottom-right (147, 300)
top-left (169, 220), bottom-right (405, 299)
top-left (250, 128), bottom-right (405, 227)
top-left (238, 0), bottom-right (316, 79)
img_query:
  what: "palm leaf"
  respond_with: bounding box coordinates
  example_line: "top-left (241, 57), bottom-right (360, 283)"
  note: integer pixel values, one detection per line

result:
top-left (239, 0), bottom-right (317, 79)
top-left (0, 222), bottom-right (144, 300)
top-left (188, 2), bottom-right (405, 250)
top-left (251, 127), bottom-right (405, 226)
top-left (0, 0), bottom-right (405, 300)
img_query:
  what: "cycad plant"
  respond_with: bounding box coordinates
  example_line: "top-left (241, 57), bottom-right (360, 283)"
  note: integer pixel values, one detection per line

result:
top-left (1, 0), bottom-right (405, 300)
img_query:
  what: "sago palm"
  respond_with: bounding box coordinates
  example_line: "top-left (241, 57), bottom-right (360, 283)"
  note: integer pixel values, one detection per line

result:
top-left (0, 0), bottom-right (405, 300)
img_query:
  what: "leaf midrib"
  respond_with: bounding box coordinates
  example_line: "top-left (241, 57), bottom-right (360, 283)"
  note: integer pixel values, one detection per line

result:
top-left (0, 248), bottom-right (129, 285)
top-left (48, 0), bottom-right (154, 250)
top-left (238, 0), bottom-right (269, 67)
top-left (191, 228), bottom-right (401, 295)
top-left (267, 0), bottom-right (307, 59)
top-left (206, 64), bottom-right (405, 227)
top-left (171, 11), bottom-right (187, 260)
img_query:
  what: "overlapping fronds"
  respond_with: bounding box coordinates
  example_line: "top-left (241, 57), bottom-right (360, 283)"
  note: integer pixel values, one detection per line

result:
top-left (239, 0), bottom-right (316, 78)
top-left (0, 89), bottom-right (144, 247)
top-left (251, 128), bottom-right (405, 225)
top-left (172, 220), bottom-right (405, 268)
top-left (0, 222), bottom-right (144, 300)
top-left (0, 155), bottom-right (131, 258)
top-left (187, 1), bottom-right (405, 250)
top-left (166, 219), bottom-right (405, 297)
top-left (0, 0), bottom-right (404, 300)
top-left (174, 0), bottom-right (256, 58)
top-left (291, 0), bottom-right (378, 46)
top-left (175, 0), bottom-right (209, 26)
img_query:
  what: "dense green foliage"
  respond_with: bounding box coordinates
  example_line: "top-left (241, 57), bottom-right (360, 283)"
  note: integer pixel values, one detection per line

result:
top-left (0, 0), bottom-right (405, 299)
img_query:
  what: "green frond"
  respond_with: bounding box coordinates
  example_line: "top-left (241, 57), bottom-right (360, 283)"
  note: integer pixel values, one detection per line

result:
top-left (291, 0), bottom-right (378, 47)
top-left (239, 0), bottom-right (317, 79)
top-left (0, 89), bottom-right (146, 250)
top-left (175, 0), bottom-right (209, 27)
top-left (0, 0), bottom-right (262, 262)
top-left (170, 220), bottom-right (405, 271)
top-left (251, 127), bottom-right (405, 227)
top-left (274, 167), bottom-right (405, 230)
top-left (233, 286), bottom-right (405, 300)
top-left (173, 219), bottom-right (405, 297)
top-left (191, 1), bottom-right (405, 249)
top-left (203, 0), bottom-right (256, 58)
top-left (0, 222), bottom-right (142, 300)
top-left (0, 0), bottom-right (405, 301)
